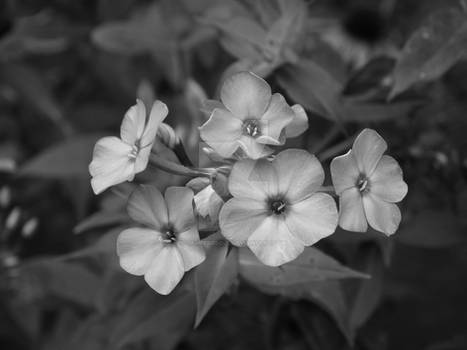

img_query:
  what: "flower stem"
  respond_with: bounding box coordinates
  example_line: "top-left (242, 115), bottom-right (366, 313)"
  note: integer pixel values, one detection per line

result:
top-left (149, 153), bottom-right (211, 178)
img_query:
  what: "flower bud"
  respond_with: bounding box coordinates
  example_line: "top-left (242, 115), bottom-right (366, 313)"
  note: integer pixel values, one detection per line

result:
top-left (157, 123), bottom-right (179, 149)
top-left (0, 187), bottom-right (11, 208)
top-left (21, 217), bottom-right (38, 239)
top-left (5, 207), bottom-right (21, 231)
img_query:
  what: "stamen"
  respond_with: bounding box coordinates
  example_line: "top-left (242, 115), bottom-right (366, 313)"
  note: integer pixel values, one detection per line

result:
top-left (356, 174), bottom-right (370, 193)
top-left (270, 198), bottom-right (287, 215)
top-left (161, 229), bottom-right (176, 244)
top-left (243, 119), bottom-right (261, 138)
top-left (128, 144), bottom-right (139, 160)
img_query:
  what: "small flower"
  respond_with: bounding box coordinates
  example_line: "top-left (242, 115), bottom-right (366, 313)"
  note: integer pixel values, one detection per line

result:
top-left (89, 99), bottom-right (168, 194)
top-left (199, 72), bottom-right (308, 159)
top-left (117, 185), bottom-right (205, 295)
top-left (330, 129), bottom-right (408, 235)
top-left (219, 149), bottom-right (338, 266)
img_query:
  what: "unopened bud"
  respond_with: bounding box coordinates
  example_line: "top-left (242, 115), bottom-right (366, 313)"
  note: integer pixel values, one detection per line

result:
top-left (0, 187), bottom-right (11, 208)
top-left (157, 123), bottom-right (178, 149)
top-left (185, 79), bottom-right (207, 116)
top-left (136, 79), bottom-right (155, 111)
top-left (5, 207), bottom-right (21, 231)
top-left (21, 217), bottom-right (38, 238)
top-left (0, 158), bottom-right (16, 173)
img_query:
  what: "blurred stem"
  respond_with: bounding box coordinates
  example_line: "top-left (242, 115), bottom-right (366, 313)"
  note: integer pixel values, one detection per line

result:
top-left (173, 141), bottom-right (194, 167)
top-left (149, 153), bottom-right (211, 178)
top-left (317, 133), bottom-right (357, 162)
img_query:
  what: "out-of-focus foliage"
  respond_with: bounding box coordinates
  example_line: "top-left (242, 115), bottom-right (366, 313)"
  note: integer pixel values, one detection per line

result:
top-left (1, 0), bottom-right (467, 350)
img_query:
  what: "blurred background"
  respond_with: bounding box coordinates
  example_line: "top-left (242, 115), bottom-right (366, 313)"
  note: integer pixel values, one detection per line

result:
top-left (0, 0), bottom-right (467, 349)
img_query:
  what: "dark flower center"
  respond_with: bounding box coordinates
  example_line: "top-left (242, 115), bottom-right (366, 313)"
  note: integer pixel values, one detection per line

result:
top-left (162, 229), bottom-right (176, 244)
top-left (243, 119), bottom-right (261, 138)
top-left (356, 174), bottom-right (370, 193)
top-left (269, 198), bottom-right (287, 215)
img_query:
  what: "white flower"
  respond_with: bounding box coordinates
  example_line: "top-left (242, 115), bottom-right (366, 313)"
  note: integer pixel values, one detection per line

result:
top-left (117, 185), bottom-right (205, 295)
top-left (330, 129), bottom-right (408, 235)
top-left (89, 99), bottom-right (168, 194)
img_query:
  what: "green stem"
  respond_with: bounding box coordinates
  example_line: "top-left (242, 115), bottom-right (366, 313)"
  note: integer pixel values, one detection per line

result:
top-left (149, 153), bottom-right (211, 178)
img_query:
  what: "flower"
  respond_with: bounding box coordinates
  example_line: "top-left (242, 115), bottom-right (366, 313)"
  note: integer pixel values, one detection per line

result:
top-left (89, 99), bottom-right (168, 194)
top-left (117, 185), bottom-right (205, 295)
top-left (330, 128), bottom-right (408, 235)
top-left (199, 71), bottom-right (308, 159)
top-left (219, 149), bottom-right (338, 266)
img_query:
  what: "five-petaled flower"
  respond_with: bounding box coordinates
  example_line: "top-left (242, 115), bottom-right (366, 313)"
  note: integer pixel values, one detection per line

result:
top-left (89, 99), bottom-right (168, 194)
top-left (117, 185), bottom-right (205, 295)
top-left (219, 149), bottom-right (338, 266)
top-left (199, 71), bottom-right (308, 159)
top-left (330, 129), bottom-right (408, 235)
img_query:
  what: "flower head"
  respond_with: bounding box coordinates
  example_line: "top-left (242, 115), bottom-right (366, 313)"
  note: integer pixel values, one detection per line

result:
top-left (89, 99), bottom-right (168, 194)
top-left (219, 149), bottom-right (338, 266)
top-left (117, 185), bottom-right (205, 295)
top-left (200, 72), bottom-right (308, 159)
top-left (330, 129), bottom-right (408, 235)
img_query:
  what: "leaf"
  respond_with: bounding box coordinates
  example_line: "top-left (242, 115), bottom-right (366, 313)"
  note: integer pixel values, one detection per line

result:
top-left (390, 8), bottom-right (467, 98)
top-left (20, 134), bottom-right (102, 178)
top-left (16, 259), bottom-right (100, 306)
top-left (395, 210), bottom-right (467, 248)
top-left (349, 244), bottom-right (384, 331)
top-left (239, 247), bottom-right (368, 287)
top-left (110, 289), bottom-right (196, 349)
top-left (194, 236), bottom-right (238, 327)
top-left (341, 98), bottom-right (422, 122)
top-left (74, 210), bottom-right (130, 234)
top-left (277, 59), bottom-right (342, 121)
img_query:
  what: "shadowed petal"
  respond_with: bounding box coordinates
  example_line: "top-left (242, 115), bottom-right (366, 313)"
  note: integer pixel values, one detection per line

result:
top-left (338, 187), bottom-right (367, 232)
top-left (199, 108), bottom-right (243, 157)
top-left (117, 227), bottom-right (163, 275)
top-left (248, 215), bottom-right (304, 266)
top-left (273, 149), bottom-right (324, 203)
top-left (165, 187), bottom-right (195, 233)
top-left (120, 99), bottom-right (146, 144)
top-left (219, 198), bottom-right (268, 246)
top-left (370, 155), bottom-right (408, 203)
top-left (144, 245), bottom-right (185, 295)
top-left (285, 104), bottom-right (308, 138)
top-left (259, 93), bottom-right (294, 142)
top-left (221, 72), bottom-right (271, 118)
top-left (140, 100), bottom-right (168, 147)
top-left (363, 193), bottom-right (401, 235)
top-left (352, 128), bottom-right (387, 176)
top-left (330, 150), bottom-right (360, 195)
top-left (286, 193), bottom-right (338, 245)
top-left (176, 227), bottom-right (205, 271)
top-left (127, 185), bottom-right (168, 230)
top-left (228, 158), bottom-right (278, 200)
top-left (237, 135), bottom-right (274, 159)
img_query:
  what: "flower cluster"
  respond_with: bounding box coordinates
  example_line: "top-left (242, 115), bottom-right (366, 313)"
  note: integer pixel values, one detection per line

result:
top-left (89, 71), bottom-right (408, 294)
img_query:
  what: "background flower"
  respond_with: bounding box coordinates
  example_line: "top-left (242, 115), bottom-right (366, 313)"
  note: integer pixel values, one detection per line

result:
top-left (331, 128), bottom-right (408, 235)
top-left (219, 149), bottom-right (338, 266)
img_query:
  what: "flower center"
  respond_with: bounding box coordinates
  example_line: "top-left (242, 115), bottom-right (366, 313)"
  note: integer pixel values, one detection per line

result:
top-left (269, 198), bottom-right (287, 215)
top-left (128, 144), bottom-right (139, 160)
top-left (356, 174), bottom-right (370, 193)
top-left (161, 229), bottom-right (176, 244)
top-left (243, 119), bottom-right (261, 138)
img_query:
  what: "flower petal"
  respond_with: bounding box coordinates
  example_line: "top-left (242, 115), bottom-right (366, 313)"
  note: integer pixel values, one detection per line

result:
top-left (370, 155), bottom-right (408, 203)
top-left (120, 99), bottom-right (146, 144)
top-left (140, 100), bottom-right (168, 147)
top-left (228, 158), bottom-right (278, 200)
top-left (338, 187), bottom-right (367, 232)
top-left (165, 186), bottom-right (195, 233)
top-left (89, 136), bottom-right (134, 194)
top-left (248, 215), bottom-right (304, 266)
top-left (285, 104), bottom-right (308, 138)
top-left (273, 149), bottom-right (324, 203)
top-left (330, 150), bottom-right (360, 195)
top-left (363, 193), bottom-right (401, 235)
top-left (237, 135), bottom-right (274, 159)
top-left (176, 227), bottom-right (205, 271)
top-left (220, 71), bottom-right (271, 118)
top-left (199, 108), bottom-right (243, 158)
top-left (352, 128), bottom-right (387, 176)
top-left (144, 245), bottom-right (185, 295)
top-left (117, 227), bottom-right (163, 275)
top-left (286, 193), bottom-right (338, 245)
top-left (219, 198), bottom-right (268, 246)
top-left (127, 185), bottom-right (168, 230)
top-left (259, 93), bottom-right (294, 142)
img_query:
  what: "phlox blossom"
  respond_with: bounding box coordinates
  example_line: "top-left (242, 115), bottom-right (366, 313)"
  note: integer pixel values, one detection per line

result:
top-left (117, 185), bottom-right (205, 295)
top-left (219, 149), bottom-right (338, 266)
top-left (330, 129), bottom-right (408, 235)
top-left (89, 99), bottom-right (168, 194)
top-left (199, 71), bottom-right (308, 159)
